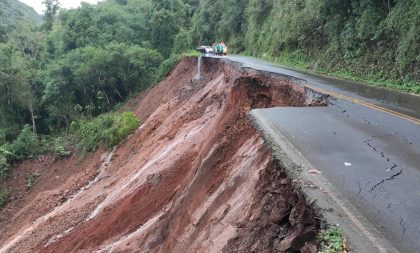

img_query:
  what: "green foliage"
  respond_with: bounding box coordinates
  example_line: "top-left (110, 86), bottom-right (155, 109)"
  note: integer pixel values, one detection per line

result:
top-left (0, 0), bottom-right (197, 192)
top-left (318, 228), bottom-right (347, 253)
top-left (157, 54), bottom-right (181, 80)
top-left (173, 29), bottom-right (192, 54)
top-left (9, 125), bottom-right (39, 161)
top-left (43, 43), bottom-right (163, 126)
top-left (182, 50), bottom-right (200, 57)
top-left (25, 172), bottom-right (39, 190)
top-left (189, 0), bottom-right (419, 93)
top-left (42, 0), bottom-right (59, 31)
top-left (71, 111), bottom-right (140, 153)
top-left (105, 112), bottom-right (140, 147)
top-left (51, 137), bottom-right (72, 158)
top-left (1, 0), bottom-right (193, 141)
top-left (0, 0), bottom-right (41, 43)
top-left (0, 43), bottom-right (38, 140)
top-left (0, 186), bottom-right (8, 208)
top-left (0, 147), bottom-right (12, 180)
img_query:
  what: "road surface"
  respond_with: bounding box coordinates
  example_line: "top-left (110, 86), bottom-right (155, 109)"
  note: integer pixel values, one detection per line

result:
top-left (226, 55), bottom-right (420, 121)
top-left (220, 55), bottom-right (420, 252)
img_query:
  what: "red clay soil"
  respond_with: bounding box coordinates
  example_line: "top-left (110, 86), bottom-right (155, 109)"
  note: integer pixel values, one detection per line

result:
top-left (0, 57), bottom-right (320, 253)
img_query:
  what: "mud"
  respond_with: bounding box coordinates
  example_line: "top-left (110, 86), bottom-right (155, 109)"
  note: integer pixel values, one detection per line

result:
top-left (0, 57), bottom-right (321, 253)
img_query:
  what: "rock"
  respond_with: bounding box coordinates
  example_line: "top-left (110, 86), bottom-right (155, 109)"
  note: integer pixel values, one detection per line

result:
top-left (301, 242), bottom-right (318, 253)
top-left (280, 179), bottom-right (288, 185)
top-left (276, 225), bottom-right (317, 252)
top-left (289, 199), bottom-right (314, 226)
top-left (268, 210), bottom-right (288, 225)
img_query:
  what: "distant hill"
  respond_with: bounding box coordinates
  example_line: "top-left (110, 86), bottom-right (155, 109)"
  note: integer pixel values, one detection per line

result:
top-left (0, 0), bottom-right (42, 42)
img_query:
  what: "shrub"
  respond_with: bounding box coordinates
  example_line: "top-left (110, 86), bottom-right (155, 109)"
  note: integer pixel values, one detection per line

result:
top-left (72, 111), bottom-right (140, 153)
top-left (25, 172), bottom-right (39, 190)
top-left (9, 125), bottom-right (39, 161)
top-left (52, 137), bottom-right (72, 158)
top-left (157, 54), bottom-right (180, 81)
top-left (0, 146), bottom-right (11, 180)
top-left (0, 186), bottom-right (8, 208)
top-left (318, 227), bottom-right (347, 253)
top-left (104, 112), bottom-right (140, 147)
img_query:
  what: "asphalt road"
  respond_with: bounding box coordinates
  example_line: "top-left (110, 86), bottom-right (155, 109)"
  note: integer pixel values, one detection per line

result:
top-left (226, 55), bottom-right (420, 121)
top-left (220, 55), bottom-right (420, 252)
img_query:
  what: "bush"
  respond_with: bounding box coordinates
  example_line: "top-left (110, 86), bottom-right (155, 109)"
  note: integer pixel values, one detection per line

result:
top-left (25, 172), bottom-right (39, 190)
top-left (104, 112), bottom-right (140, 147)
top-left (52, 137), bottom-right (72, 158)
top-left (157, 54), bottom-right (180, 81)
top-left (0, 146), bottom-right (11, 180)
top-left (0, 186), bottom-right (8, 208)
top-left (72, 111), bottom-right (140, 153)
top-left (318, 227), bottom-right (347, 253)
top-left (9, 125), bottom-right (39, 161)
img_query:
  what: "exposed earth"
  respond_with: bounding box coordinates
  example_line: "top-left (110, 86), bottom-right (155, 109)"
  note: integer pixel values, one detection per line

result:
top-left (0, 57), bottom-right (327, 253)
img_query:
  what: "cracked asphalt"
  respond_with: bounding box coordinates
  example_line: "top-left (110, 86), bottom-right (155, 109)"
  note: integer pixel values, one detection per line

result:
top-left (251, 104), bottom-right (419, 252)
top-left (222, 55), bottom-right (420, 252)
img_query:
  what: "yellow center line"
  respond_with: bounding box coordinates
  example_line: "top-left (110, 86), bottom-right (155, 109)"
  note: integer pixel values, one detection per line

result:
top-left (304, 84), bottom-right (420, 125)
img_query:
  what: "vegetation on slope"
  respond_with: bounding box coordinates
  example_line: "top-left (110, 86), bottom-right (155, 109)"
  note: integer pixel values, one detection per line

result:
top-left (0, 0), bottom-right (187, 205)
top-left (0, 0), bottom-right (418, 206)
top-left (0, 0), bottom-right (188, 142)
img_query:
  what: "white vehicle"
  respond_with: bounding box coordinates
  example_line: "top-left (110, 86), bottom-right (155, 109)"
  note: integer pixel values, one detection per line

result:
top-left (196, 46), bottom-right (214, 56)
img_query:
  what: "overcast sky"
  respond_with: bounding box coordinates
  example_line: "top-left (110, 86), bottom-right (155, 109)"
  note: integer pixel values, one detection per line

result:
top-left (19, 0), bottom-right (103, 14)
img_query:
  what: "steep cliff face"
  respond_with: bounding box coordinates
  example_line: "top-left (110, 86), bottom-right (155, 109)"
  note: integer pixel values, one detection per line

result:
top-left (0, 57), bottom-right (321, 253)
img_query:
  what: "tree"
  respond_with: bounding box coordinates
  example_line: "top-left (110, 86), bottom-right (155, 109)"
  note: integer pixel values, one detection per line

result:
top-left (42, 0), bottom-right (60, 32)
top-left (0, 44), bottom-right (38, 136)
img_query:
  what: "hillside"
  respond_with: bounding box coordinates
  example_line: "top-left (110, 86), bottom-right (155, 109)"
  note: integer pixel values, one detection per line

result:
top-left (0, 57), bottom-right (322, 253)
top-left (0, 0), bottom-right (418, 252)
top-left (0, 0), bottom-right (41, 42)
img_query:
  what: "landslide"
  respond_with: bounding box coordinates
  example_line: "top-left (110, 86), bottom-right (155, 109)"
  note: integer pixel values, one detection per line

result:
top-left (0, 57), bottom-right (321, 253)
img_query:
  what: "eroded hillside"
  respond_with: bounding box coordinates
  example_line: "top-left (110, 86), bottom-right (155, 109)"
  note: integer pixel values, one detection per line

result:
top-left (0, 57), bottom-right (324, 253)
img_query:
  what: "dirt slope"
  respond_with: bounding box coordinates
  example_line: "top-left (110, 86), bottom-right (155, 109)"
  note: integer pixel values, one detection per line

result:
top-left (0, 57), bottom-right (321, 253)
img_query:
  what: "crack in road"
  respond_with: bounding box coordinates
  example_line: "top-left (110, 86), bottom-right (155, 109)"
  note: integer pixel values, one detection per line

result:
top-left (386, 164), bottom-right (397, 172)
top-left (364, 136), bottom-right (403, 174)
top-left (369, 170), bottom-right (403, 193)
top-left (400, 217), bottom-right (406, 234)
top-left (357, 180), bottom-right (362, 195)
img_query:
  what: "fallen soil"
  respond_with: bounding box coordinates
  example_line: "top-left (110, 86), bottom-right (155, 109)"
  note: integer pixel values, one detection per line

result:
top-left (0, 57), bottom-right (324, 253)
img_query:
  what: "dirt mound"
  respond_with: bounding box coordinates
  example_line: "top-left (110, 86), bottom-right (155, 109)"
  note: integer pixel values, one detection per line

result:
top-left (0, 57), bottom-right (320, 253)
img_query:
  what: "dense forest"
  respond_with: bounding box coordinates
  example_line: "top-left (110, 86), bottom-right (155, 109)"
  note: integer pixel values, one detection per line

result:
top-left (0, 0), bottom-right (419, 205)
top-left (0, 0), bottom-right (194, 203)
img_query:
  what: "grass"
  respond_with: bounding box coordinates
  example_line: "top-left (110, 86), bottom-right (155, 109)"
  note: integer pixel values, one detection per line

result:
top-left (253, 52), bottom-right (420, 95)
top-left (318, 227), bottom-right (348, 253)
top-left (70, 111), bottom-right (140, 154)
top-left (182, 50), bottom-right (200, 57)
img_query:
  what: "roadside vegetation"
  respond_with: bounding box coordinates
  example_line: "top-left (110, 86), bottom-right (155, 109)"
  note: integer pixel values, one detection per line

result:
top-left (191, 0), bottom-right (419, 94)
top-left (318, 227), bottom-right (348, 253)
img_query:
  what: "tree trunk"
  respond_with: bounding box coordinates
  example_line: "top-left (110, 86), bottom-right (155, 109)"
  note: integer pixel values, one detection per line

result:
top-left (29, 104), bottom-right (37, 137)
